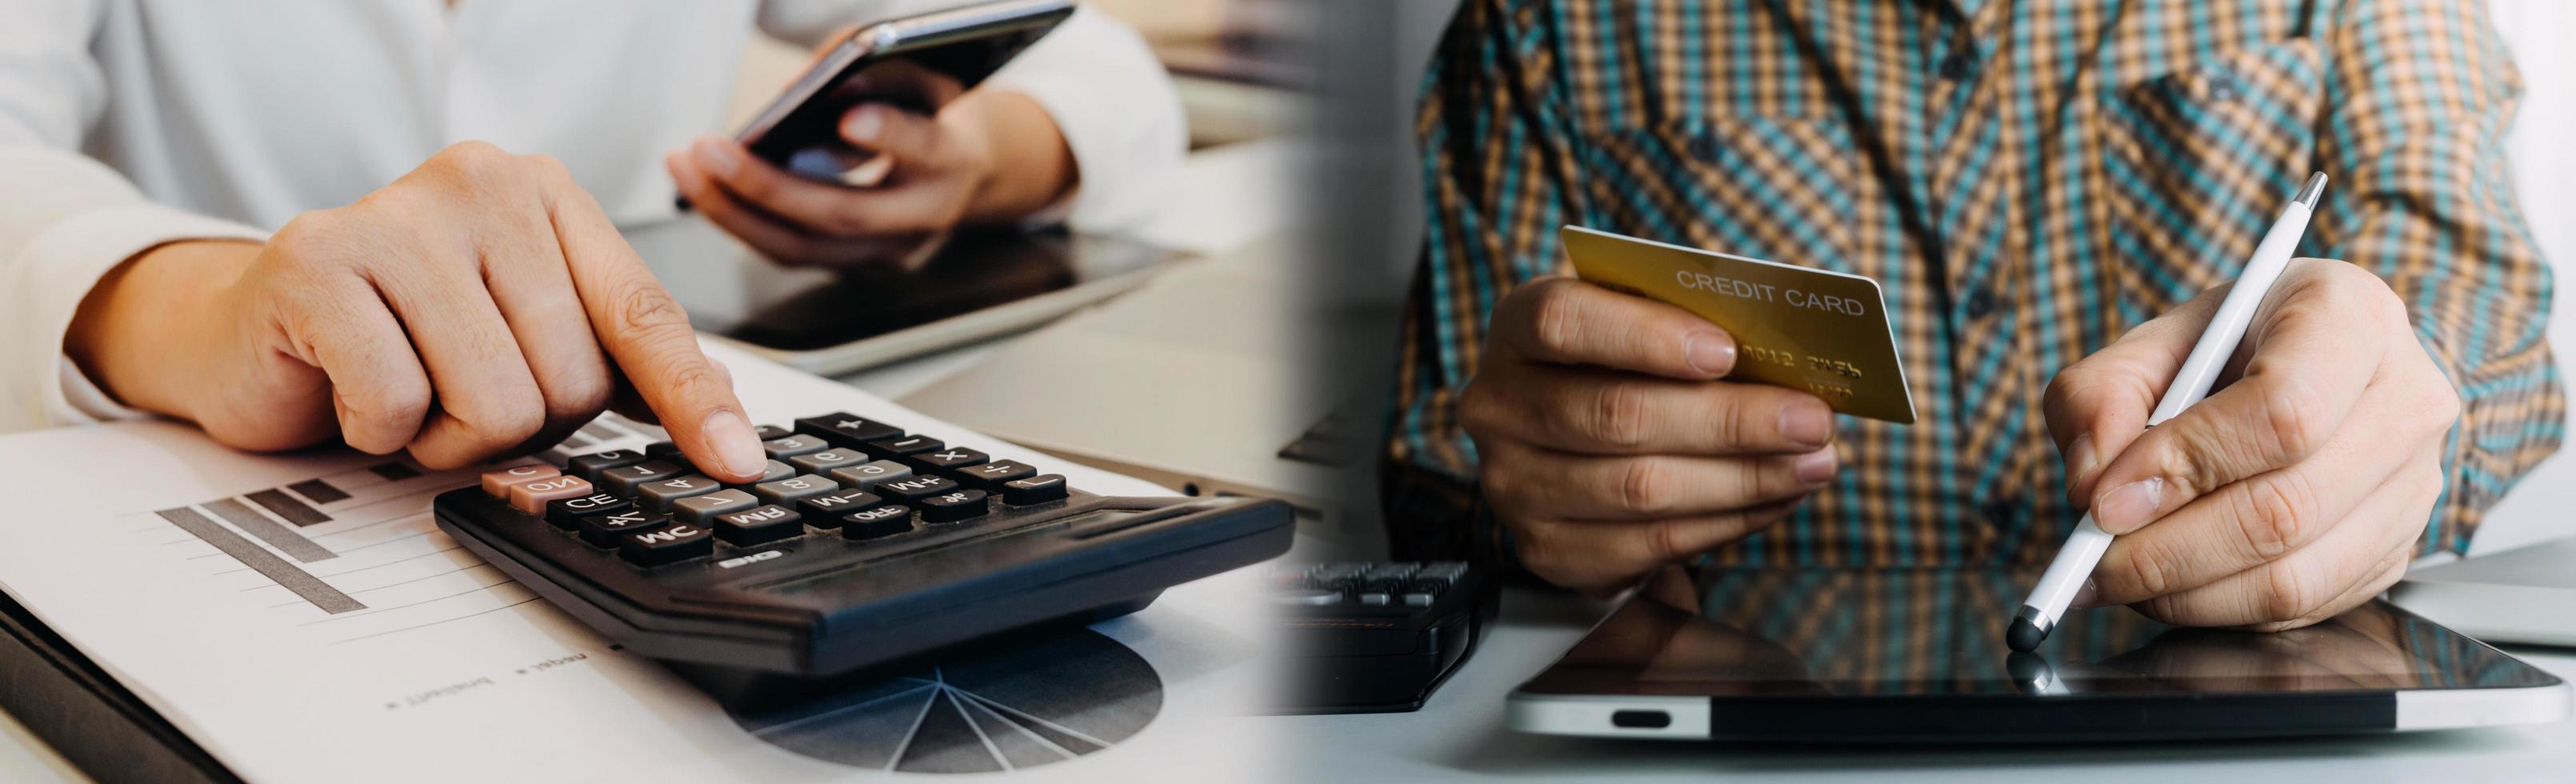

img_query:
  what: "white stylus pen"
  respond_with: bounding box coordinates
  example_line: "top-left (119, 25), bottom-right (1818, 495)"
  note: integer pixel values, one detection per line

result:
top-left (2006, 171), bottom-right (2327, 652)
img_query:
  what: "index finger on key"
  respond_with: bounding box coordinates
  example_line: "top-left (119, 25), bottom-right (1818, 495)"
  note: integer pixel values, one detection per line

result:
top-left (2082, 293), bottom-right (2384, 535)
top-left (540, 178), bottom-right (769, 483)
top-left (1492, 277), bottom-right (1738, 380)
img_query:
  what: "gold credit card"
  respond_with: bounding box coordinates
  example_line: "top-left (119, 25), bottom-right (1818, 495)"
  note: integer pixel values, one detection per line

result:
top-left (1562, 226), bottom-right (1917, 424)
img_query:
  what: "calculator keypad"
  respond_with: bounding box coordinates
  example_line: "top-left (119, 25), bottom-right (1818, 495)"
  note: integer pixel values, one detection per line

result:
top-left (477, 412), bottom-right (1086, 569)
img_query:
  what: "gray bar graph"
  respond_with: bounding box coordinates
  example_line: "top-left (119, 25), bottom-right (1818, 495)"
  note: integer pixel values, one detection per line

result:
top-left (287, 478), bottom-right (350, 504)
top-left (157, 507), bottom-right (364, 614)
top-left (246, 488), bottom-right (330, 526)
top-left (203, 498), bottom-right (338, 563)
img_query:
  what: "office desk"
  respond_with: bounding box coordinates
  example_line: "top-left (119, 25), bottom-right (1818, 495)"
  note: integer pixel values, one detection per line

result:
top-left (1277, 586), bottom-right (2576, 782)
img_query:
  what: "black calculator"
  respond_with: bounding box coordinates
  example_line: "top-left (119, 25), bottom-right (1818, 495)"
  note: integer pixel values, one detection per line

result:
top-left (434, 411), bottom-right (1292, 688)
top-left (1263, 561), bottom-right (1496, 714)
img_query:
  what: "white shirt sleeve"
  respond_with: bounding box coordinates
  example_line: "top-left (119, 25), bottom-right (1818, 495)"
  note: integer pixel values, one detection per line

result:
top-left (0, 0), bottom-right (267, 434)
top-left (756, 2), bottom-right (1186, 234)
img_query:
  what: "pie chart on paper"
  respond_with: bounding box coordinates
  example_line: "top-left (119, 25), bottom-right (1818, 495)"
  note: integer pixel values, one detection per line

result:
top-left (727, 629), bottom-right (1162, 773)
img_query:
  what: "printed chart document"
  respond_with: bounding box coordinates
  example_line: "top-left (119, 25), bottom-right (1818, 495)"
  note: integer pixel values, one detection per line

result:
top-left (0, 342), bottom-right (1281, 782)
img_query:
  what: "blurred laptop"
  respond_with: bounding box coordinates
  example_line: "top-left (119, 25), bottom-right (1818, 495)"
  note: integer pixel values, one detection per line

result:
top-left (894, 235), bottom-right (1380, 542)
top-left (2390, 537), bottom-right (2576, 646)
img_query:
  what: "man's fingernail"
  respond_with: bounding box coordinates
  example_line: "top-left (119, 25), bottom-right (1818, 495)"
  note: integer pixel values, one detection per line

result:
top-left (843, 107), bottom-right (884, 142)
top-left (1794, 448), bottom-right (1837, 486)
top-left (693, 138), bottom-right (737, 178)
top-left (2066, 432), bottom-right (2100, 487)
top-left (2070, 578), bottom-right (2102, 610)
top-left (700, 410), bottom-right (765, 479)
top-left (1781, 402), bottom-right (1833, 449)
top-left (2094, 478), bottom-right (2165, 533)
top-left (1684, 330), bottom-right (1736, 376)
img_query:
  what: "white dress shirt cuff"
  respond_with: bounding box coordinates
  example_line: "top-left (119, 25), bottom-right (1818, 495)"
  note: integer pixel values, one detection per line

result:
top-left (984, 9), bottom-right (1186, 234)
top-left (9, 202), bottom-right (266, 428)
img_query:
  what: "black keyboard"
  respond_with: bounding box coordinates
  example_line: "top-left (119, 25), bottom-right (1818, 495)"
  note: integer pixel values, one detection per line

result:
top-left (434, 411), bottom-right (1293, 689)
top-left (1263, 561), bottom-right (1497, 714)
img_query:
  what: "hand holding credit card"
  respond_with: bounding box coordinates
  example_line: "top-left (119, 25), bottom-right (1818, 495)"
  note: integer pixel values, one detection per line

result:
top-left (1561, 226), bottom-right (1917, 423)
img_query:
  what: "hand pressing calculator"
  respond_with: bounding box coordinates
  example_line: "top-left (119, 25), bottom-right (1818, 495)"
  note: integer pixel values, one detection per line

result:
top-left (434, 411), bottom-right (1292, 684)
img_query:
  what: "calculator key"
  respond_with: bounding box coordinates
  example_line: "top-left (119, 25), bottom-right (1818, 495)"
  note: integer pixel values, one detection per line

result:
top-left (1269, 589), bottom-right (1343, 606)
top-left (752, 424), bottom-right (794, 442)
top-left (786, 449), bottom-right (868, 475)
top-left (564, 450), bottom-right (646, 481)
top-left (546, 493), bottom-right (631, 529)
top-left (861, 435), bottom-right (942, 459)
top-left (1310, 562), bottom-right (1369, 582)
top-left (753, 474), bottom-right (840, 506)
top-left (578, 510), bottom-right (669, 546)
top-left (509, 475), bottom-right (593, 514)
top-left (712, 505), bottom-right (803, 546)
top-left (796, 489), bottom-right (886, 525)
top-left (1364, 563), bottom-right (1422, 581)
top-left (797, 414), bottom-right (903, 447)
top-left (918, 489), bottom-right (990, 523)
top-left (911, 447), bottom-right (989, 471)
top-left (599, 460), bottom-right (686, 495)
top-left (722, 460), bottom-right (796, 491)
top-left (644, 441), bottom-right (686, 462)
top-left (1359, 593), bottom-right (1391, 606)
top-left (1001, 474), bottom-right (1070, 505)
top-left (876, 474), bottom-right (962, 506)
top-left (481, 464), bottom-right (560, 497)
top-left (762, 434), bottom-right (830, 458)
top-left (672, 489), bottom-right (758, 524)
top-left (840, 505), bottom-right (914, 539)
top-left (637, 474), bottom-right (722, 510)
top-left (827, 459), bottom-right (913, 490)
top-left (958, 459), bottom-right (1037, 488)
top-left (620, 523), bottom-right (714, 566)
top-left (1402, 592), bottom-right (1437, 607)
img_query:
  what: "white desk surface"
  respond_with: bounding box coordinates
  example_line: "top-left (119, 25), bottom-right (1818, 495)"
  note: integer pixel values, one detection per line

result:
top-left (1274, 586), bottom-right (2576, 783)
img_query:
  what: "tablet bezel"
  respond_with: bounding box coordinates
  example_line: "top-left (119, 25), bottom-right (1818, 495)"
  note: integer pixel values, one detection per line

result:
top-left (1505, 570), bottom-right (2571, 742)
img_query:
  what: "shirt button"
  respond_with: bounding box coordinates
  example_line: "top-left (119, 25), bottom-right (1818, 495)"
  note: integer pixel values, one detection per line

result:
top-left (1938, 51), bottom-right (1977, 81)
top-left (2207, 73), bottom-right (2242, 102)
top-left (1963, 286), bottom-right (1998, 319)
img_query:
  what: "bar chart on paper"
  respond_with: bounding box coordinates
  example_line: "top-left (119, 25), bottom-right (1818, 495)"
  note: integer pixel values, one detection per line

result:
top-left (122, 418), bottom-right (664, 646)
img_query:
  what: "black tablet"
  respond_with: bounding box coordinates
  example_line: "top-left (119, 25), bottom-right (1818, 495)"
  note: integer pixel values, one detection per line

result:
top-left (1509, 568), bottom-right (2569, 742)
top-left (626, 218), bottom-right (1174, 374)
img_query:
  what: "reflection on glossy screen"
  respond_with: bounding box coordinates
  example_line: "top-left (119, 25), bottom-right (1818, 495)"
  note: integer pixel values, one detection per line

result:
top-left (1524, 568), bottom-right (2553, 697)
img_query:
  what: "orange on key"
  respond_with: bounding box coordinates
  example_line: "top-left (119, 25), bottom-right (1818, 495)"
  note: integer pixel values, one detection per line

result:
top-left (482, 464), bottom-right (561, 497)
top-left (509, 475), bottom-right (593, 514)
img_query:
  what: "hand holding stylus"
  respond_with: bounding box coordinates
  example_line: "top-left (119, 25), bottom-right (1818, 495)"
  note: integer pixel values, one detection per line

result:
top-left (2014, 174), bottom-right (2462, 645)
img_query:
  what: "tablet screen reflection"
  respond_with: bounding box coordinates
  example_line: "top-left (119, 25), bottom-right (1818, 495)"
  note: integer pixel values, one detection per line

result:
top-left (1530, 568), bottom-right (2550, 697)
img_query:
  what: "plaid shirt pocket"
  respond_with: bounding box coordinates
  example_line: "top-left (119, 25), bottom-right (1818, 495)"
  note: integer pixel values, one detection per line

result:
top-left (1575, 116), bottom-right (1857, 271)
top-left (2095, 39), bottom-right (2326, 314)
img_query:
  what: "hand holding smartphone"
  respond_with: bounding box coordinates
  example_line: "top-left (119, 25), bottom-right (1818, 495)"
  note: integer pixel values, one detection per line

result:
top-left (732, 0), bottom-right (1073, 183)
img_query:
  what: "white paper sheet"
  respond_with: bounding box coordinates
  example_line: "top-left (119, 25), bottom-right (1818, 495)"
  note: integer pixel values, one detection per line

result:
top-left (0, 342), bottom-right (1282, 782)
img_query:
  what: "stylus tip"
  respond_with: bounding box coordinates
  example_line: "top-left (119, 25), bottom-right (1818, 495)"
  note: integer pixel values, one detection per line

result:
top-left (2006, 614), bottom-right (2046, 652)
